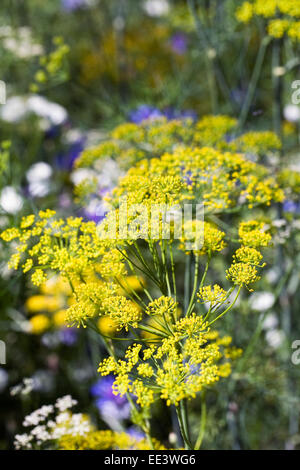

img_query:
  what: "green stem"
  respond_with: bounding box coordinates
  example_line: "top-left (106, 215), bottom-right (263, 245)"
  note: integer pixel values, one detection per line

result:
top-left (186, 254), bottom-right (199, 316)
top-left (138, 323), bottom-right (169, 338)
top-left (238, 36), bottom-right (271, 130)
top-left (176, 401), bottom-right (192, 450)
top-left (194, 391), bottom-right (207, 450)
top-left (169, 243), bottom-right (177, 302)
top-left (184, 254), bottom-right (191, 313)
top-left (208, 285), bottom-right (242, 327)
top-left (272, 38), bottom-right (283, 138)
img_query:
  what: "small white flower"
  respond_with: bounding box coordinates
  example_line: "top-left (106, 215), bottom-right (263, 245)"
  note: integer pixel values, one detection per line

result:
top-left (26, 162), bottom-right (53, 183)
top-left (265, 329), bottom-right (285, 349)
top-left (55, 395), bottom-right (77, 412)
top-left (143, 0), bottom-right (169, 17)
top-left (27, 95), bottom-right (67, 126)
top-left (96, 158), bottom-right (123, 187)
top-left (250, 291), bottom-right (275, 311)
top-left (70, 168), bottom-right (96, 185)
top-left (14, 433), bottom-right (33, 450)
top-left (272, 219), bottom-right (286, 228)
top-left (283, 104), bottom-right (300, 123)
top-left (28, 181), bottom-right (51, 198)
top-left (0, 186), bottom-right (23, 214)
top-left (262, 313), bottom-right (278, 331)
top-left (0, 96), bottom-right (28, 122)
top-left (1, 95), bottom-right (67, 128)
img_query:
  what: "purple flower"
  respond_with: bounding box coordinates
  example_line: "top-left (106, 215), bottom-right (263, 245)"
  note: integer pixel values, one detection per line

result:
top-left (129, 105), bottom-right (164, 124)
top-left (90, 376), bottom-right (127, 405)
top-left (91, 376), bottom-right (131, 426)
top-left (90, 376), bottom-right (115, 399)
top-left (56, 138), bottom-right (86, 170)
top-left (170, 33), bottom-right (188, 55)
top-left (127, 427), bottom-right (145, 442)
top-left (163, 108), bottom-right (197, 121)
top-left (129, 105), bottom-right (196, 124)
top-left (283, 200), bottom-right (300, 214)
top-left (81, 198), bottom-right (108, 224)
top-left (62, 0), bottom-right (88, 11)
top-left (59, 327), bottom-right (78, 346)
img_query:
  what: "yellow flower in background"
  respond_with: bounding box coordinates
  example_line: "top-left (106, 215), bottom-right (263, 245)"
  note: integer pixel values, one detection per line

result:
top-left (29, 314), bottom-right (51, 335)
top-left (40, 276), bottom-right (72, 296)
top-left (53, 310), bottom-right (68, 328)
top-left (236, 0), bottom-right (300, 40)
top-left (26, 295), bottom-right (63, 313)
top-left (97, 317), bottom-right (118, 336)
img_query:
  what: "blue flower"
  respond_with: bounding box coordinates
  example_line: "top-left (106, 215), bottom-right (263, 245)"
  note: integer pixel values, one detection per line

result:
top-left (90, 376), bottom-right (131, 427)
top-left (61, 0), bottom-right (88, 11)
top-left (56, 138), bottom-right (86, 170)
top-left (283, 200), bottom-right (300, 214)
top-left (59, 327), bottom-right (78, 346)
top-left (90, 376), bottom-right (127, 407)
top-left (129, 105), bottom-right (164, 124)
top-left (127, 427), bottom-right (145, 442)
top-left (129, 105), bottom-right (196, 124)
top-left (163, 108), bottom-right (197, 121)
top-left (170, 33), bottom-right (188, 55)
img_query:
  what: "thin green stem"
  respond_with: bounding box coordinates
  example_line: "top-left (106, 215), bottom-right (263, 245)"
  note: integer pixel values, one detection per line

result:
top-left (184, 254), bottom-right (191, 313)
top-left (176, 401), bottom-right (192, 450)
top-left (208, 285), bottom-right (242, 327)
top-left (238, 36), bottom-right (271, 130)
top-left (169, 243), bottom-right (177, 302)
top-left (194, 391), bottom-right (206, 450)
top-left (186, 254), bottom-right (199, 317)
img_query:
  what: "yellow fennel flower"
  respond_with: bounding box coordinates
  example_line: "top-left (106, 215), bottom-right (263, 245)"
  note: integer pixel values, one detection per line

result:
top-left (29, 314), bottom-right (51, 334)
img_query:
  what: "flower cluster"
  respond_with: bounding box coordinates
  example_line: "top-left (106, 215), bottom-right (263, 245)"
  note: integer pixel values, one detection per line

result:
top-left (73, 115), bottom-right (283, 213)
top-left (14, 395), bottom-right (92, 450)
top-left (59, 430), bottom-right (166, 450)
top-left (98, 311), bottom-right (237, 408)
top-left (226, 220), bottom-right (271, 289)
top-left (236, 1), bottom-right (300, 40)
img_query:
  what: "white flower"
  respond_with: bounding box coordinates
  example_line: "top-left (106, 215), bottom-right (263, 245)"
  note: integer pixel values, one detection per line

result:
top-left (55, 395), bottom-right (77, 412)
top-left (28, 181), bottom-right (51, 198)
top-left (262, 313), bottom-right (278, 330)
top-left (265, 329), bottom-right (285, 349)
top-left (27, 95), bottom-right (67, 126)
top-left (14, 433), bottom-right (33, 450)
top-left (11, 377), bottom-right (34, 398)
top-left (14, 395), bottom-right (92, 449)
top-left (70, 168), bottom-right (96, 185)
top-left (30, 425), bottom-right (51, 443)
top-left (96, 158), bottom-right (122, 187)
top-left (249, 291), bottom-right (275, 311)
top-left (0, 96), bottom-right (28, 122)
top-left (1, 95), bottom-right (68, 128)
top-left (26, 162), bottom-right (53, 197)
top-left (283, 104), bottom-right (300, 123)
top-left (272, 219), bottom-right (286, 228)
top-left (143, 0), bottom-right (169, 17)
top-left (0, 186), bottom-right (23, 214)
top-left (26, 162), bottom-right (53, 183)
top-left (55, 412), bottom-right (70, 424)
top-left (3, 37), bottom-right (43, 58)
top-left (2, 27), bottom-right (43, 59)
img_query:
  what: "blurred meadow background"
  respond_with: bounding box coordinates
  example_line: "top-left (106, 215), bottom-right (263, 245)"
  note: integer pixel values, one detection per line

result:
top-left (0, 0), bottom-right (300, 451)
